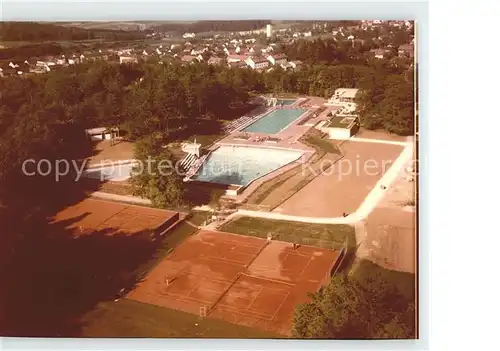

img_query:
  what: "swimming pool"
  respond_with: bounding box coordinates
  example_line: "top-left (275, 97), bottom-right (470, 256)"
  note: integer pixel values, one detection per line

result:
top-left (83, 163), bottom-right (136, 181)
top-left (191, 145), bottom-right (303, 186)
top-left (242, 108), bottom-right (308, 134)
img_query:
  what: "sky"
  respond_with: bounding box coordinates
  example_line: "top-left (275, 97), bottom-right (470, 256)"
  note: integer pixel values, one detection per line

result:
top-left (1, 0), bottom-right (426, 21)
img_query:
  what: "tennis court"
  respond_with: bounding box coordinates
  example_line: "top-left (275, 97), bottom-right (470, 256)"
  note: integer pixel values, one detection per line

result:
top-left (127, 230), bottom-right (343, 335)
top-left (51, 198), bottom-right (180, 237)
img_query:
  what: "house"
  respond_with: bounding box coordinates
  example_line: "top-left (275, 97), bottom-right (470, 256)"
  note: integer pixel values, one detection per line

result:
top-left (190, 48), bottom-right (204, 56)
top-left (267, 53), bottom-right (287, 66)
top-left (245, 56), bottom-right (270, 70)
top-left (226, 54), bottom-right (248, 63)
top-left (280, 61), bottom-right (292, 70)
top-left (85, 127), bottom-right (119, 141)
top-left (398, 44), bottom-right (414, 58)
top-left (370, 48), bottom-right (390, 59)
top-left (182, 32), bottom-right (196, 39)
top-left (29, 66), bottom-right (48, 74)
top-left (326, 88), bottom-right (359, 111)
top-left (119, 56), bottom-right (138, 64)
top-left (208, 57), bottom-right (224, 65)
top-left (289, 60), bottom-right (303, 70)
top-left (228, 61), bottom-right (248, 69)
top-left (248, 44), bottom-right (265, 55)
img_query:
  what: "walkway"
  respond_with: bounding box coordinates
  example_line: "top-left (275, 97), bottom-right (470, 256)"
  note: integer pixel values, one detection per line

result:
top-left (348, 137), bottom-right (408, 146)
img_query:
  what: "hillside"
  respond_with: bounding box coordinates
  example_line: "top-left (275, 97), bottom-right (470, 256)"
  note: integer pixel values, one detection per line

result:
top-left (0, 22), bottom-right (144, 42)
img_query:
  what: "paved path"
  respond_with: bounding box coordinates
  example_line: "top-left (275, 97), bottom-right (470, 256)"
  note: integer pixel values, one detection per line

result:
top-left (348, 137), bottom-right (408, 146)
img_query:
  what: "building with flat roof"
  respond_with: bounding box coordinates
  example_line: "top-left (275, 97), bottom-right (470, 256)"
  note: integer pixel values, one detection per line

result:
top-left (319, 115), bottom-right (360, 140)
top-left (326, 88), bottom-right (359, 109)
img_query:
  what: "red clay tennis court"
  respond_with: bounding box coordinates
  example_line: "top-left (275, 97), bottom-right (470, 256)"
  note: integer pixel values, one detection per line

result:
top-left (127, 230), bottom-right (344, 335)
top-left (51, 198), bottom-right (180, 237)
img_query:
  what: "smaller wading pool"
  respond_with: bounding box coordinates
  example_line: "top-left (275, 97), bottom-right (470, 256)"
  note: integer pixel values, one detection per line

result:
top-left (83, 163), bottom-right (136, 181)
top-left (192, 145), bottom-right (303, 186)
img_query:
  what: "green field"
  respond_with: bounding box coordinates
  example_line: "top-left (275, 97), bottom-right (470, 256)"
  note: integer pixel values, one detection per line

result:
top-left (351, 259), bottom-right (416, 301)
top-left (82, 298), bottom-right (279, 338)
top-left (219, 216), bottom-right (356, 250)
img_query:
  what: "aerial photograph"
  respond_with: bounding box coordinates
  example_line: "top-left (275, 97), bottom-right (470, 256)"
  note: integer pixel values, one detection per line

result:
top-left (0, 19), bottom-right (417, 339)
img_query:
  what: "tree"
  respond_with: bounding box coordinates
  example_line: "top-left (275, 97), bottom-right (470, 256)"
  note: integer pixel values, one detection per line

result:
top-left (129, 136), bottom-right (185, 209)
top-left (292, 271), bottom-right (415, 339)
top-left (293, 276), bottom-right (370, 338)
top-left (356, 72), bottom-right (414, 135)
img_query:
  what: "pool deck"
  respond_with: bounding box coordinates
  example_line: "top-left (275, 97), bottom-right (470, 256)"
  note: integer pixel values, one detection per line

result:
top-left (215, 108), bottom-right (316, 152)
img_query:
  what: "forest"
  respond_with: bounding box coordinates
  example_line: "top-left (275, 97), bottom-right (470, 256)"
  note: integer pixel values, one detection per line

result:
top-left (0, 22), bottom-right (144, 42)
top-left (154, 20), bottom-right (270, 34)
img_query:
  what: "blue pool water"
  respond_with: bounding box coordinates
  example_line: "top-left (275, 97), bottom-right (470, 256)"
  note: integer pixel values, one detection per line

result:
top-left (192, 146), bottom-right (303, 186)
top-left (242, 108), bottom-right (308, 134)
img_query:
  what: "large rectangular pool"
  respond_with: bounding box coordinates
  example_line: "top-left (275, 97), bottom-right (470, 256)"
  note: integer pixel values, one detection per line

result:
top-left (192, 145), bottom-right (303, 186)
top-left (242, 108), bottom-right (308, 134)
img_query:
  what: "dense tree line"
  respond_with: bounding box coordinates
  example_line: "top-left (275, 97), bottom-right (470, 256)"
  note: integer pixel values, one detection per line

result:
top-left (283, 38), bottom-right (410, 67)
top-left (155, 20), bottom-right (270, 34)
top-left (0, 22), bottom-right (144, 42)
top-left (293, 266), bottom-right (415, 339)
top-left (0, 43), bottom-right (65, 61)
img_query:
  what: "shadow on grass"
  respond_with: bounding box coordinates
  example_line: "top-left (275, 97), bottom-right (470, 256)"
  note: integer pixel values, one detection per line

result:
top-left (0, 177), bottom-right (195, 337)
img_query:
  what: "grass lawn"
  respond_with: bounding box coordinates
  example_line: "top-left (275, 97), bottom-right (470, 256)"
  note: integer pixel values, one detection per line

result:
top-left (219, 216), bottom-right (356, 251)
top-left (351, 259), bottom-right (416, 301)
top-left (81, 298), bottom-right (279, 338)
top-left (247, 163), bottom-right (303, 205)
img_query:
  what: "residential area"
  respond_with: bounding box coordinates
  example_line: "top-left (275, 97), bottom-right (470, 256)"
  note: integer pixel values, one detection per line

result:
top-left (1, 20), bottom-right (414, 76)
